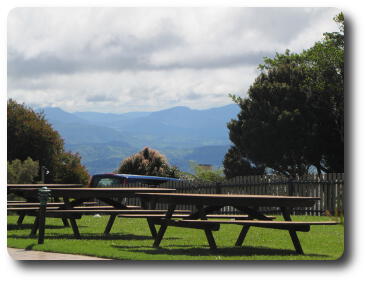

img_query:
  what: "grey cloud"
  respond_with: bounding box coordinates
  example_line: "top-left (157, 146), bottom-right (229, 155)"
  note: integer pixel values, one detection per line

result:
top-left (229, 8), bottom-right (328, 43)
top-left (86, 94), bottom-right (117, 102)
top-left (9, 7), bottom-right (318, 78)
top-left (8, 48), bottom-right (271, 78)
top-left (8, 53), bottom-right (79, 77)
top-left (154, 51), bottom-right (272, 70)
top-left (8, 28), bottom-right (186, 77)
top-left (185, 92), bottom-right (202, 101)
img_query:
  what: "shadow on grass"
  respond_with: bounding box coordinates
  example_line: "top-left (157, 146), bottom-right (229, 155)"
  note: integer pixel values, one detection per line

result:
top-left (7, 224), bottom-right (67, 231)
top-left (112, 244), bottom-right (329, 258)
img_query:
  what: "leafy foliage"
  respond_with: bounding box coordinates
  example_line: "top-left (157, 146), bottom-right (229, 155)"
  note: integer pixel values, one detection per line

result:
top-left (7, 99), bottom-right (90, 184)
top-left (7, 157), bottom-right (39, 184)
top-left (223, 146), bottom-right (265, 178)
top-left (186, 161), bottom-right (225, 182)
top-left (7, 99), bottom-right (64, 180)
top-left (226, 13), bottom-right (344, 177)
top-left (53, 152), bottom-right (90, 185)
top-left (116, 147), bottom-right (180, 178)
top-left (300, 13), bottom-right (344, 172)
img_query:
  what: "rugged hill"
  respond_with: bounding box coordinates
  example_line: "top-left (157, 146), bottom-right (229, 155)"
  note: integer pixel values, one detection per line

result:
top-left (41, 104), bottom-right (239, 174)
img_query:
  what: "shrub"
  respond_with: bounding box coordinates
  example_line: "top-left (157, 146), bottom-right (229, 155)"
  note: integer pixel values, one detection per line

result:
top-left (117, 147), bottom-right (180, 178)
top-left (7, 157), bottom-right (39, 184)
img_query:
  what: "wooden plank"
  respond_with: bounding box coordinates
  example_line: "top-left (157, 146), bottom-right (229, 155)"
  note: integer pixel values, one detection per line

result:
top-left (7, 184), bottom-right (83, 188)
top-left (152, 219), bottom-right (221, 231)
top-left (136, 193), bottom-right (319, 208)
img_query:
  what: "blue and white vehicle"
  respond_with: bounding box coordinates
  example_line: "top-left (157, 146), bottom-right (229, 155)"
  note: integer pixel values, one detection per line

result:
top-left (89, 173), bottom-right (179, 187)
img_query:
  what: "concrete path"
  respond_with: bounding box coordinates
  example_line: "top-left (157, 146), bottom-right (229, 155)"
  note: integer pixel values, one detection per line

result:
top-left (7, 248), bottom-right (112, 260)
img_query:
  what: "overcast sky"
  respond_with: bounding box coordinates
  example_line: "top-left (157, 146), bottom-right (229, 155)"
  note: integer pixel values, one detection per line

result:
top-left (7, 7), bottom-right (340, 113)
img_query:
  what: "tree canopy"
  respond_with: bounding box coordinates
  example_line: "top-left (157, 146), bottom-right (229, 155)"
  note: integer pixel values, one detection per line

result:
top-left (116, 147), bottom-right (180, 178)
top-left (225, 13), bottom-right (344, 177)
top-left (183, 161), bottom-right (225, 182)
top-left (223, 146), bottom-right (265, 178)
top-left (7, 99), bottom-right (90, 184)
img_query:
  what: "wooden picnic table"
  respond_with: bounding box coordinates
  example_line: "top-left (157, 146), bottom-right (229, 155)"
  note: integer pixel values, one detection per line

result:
top-left (8, 187), bottom-right (176, 243)
top-left (136, 192), bottom-right (336, 254)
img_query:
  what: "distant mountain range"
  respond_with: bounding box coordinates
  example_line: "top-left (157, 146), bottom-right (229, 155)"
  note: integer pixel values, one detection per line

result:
top-left (40, 104), bottom-right (240, 174)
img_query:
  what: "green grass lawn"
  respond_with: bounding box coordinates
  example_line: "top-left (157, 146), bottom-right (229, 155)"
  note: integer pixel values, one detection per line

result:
top-left (7, 214), bottom-right (344, 260)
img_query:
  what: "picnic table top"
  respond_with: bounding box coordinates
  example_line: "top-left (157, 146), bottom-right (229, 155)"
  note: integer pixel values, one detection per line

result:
top-left (7, 184), bottom-right (84, 188)
top-left (8, 187), bottom-right (176, 192)
top-left (8, 187), bottom-right (176, 199)
top-left (136, 192), bottom-right (320, 207)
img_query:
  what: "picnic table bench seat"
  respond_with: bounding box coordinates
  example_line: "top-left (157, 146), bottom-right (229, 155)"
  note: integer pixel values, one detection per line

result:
top-left (7, 205), bottom-right (140, 211)
top-left (8, 207), bottom-right (193, 240)
top-left (167, 219), bottom-right (338, 230)
top-left (7, 201), bottom-right (98, 223)
top-left (117, 213), bottom-right (275, 219)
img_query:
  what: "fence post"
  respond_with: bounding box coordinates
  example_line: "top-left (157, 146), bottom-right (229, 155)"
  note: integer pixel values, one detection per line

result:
top-left (287, 177), bottom-right (294, 196)
top-left (215, 182), bottom-right (222, 194)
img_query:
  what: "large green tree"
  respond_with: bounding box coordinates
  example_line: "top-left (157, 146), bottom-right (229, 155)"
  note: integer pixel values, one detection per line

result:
top-left (116, 147), bottom-right (180, 178)
top-left (7, 99), bottom-right (64, 179)
top-left (226, 13), bottom-right (344, 177)
top-left (7, 99), bottom-right (90, 184)
top-left (223, 146), bottom-right (265, 178)
top-left (53, 152), bottom-right (90, 184)
top-left (302, 13), bottom-right (344, 172)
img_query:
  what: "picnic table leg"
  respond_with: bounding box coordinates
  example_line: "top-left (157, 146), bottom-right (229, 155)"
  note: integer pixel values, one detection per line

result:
top-left (140, 196), bottom-right (158, 238)
top-left (153, 204), bottom-right (176, 248)
top-left (62, 197), bottom-right (81, 239)
top-left (281, 207), bottom-right (304, 254)
top-left (235, 225), bottom-right (250, 246)
top-left (17, 213), bottom-right (26, 225)
top-left (104, 214), bottom-right (117, 235)
top-left (30, 216), bottom-right (39, 237)
top-left (205, 229), bottom-right (217, 250)
top-left (196, 205), bottom-right (218, 250)
top-left (147, 219), bottom-right (157, 238)
top-left (139, 196), bottom-right (158, 238)
top-left (38, 204), bottom-right (47, 244)
top-left (69, 218), bottom-right (81, 239)
top-left (61, 218), bottom-right (70, 227)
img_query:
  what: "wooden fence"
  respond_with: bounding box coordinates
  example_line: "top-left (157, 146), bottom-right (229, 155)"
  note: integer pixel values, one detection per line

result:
top-left (121, 173), bottom-right (344, 216)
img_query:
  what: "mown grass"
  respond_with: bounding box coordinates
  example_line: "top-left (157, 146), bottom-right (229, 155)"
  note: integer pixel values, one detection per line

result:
top-left (7, 215), bottom-right (344, 260)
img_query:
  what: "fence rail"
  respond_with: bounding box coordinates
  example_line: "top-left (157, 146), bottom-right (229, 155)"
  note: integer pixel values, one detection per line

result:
top-left (112, 173), bottom-right (344, 216)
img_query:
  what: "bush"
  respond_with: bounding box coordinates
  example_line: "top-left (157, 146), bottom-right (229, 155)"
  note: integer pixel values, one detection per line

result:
top-left (188, 161), bottom-right (225, 182)
top-left (54, 152), bottom-right (90, 185)
top-left (116, 147), bottom-right (180, 178)
top-left (7, 157), bottom-right (39, 184)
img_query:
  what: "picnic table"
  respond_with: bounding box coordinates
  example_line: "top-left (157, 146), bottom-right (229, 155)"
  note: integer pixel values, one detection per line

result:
top-left (136, 192), bottom-right (337, 254)
top-left (8, 186), bottom-right (176, 243)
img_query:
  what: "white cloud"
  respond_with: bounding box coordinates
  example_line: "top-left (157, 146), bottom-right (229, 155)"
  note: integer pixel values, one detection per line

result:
top-left (7, 7), bottom-right (340, 113)
top-left (8, 66), bottom-right (255, 113)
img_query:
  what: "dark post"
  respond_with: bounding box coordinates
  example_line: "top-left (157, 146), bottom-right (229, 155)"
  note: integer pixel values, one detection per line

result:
top-left (41, 166), bottom-right (49, 184)
top-left (287, 177), bottom-right (294, 196)
top-left (38, 187), bottom-right (51, 244)
top-left (215, 182), bottom-right (222, 194)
